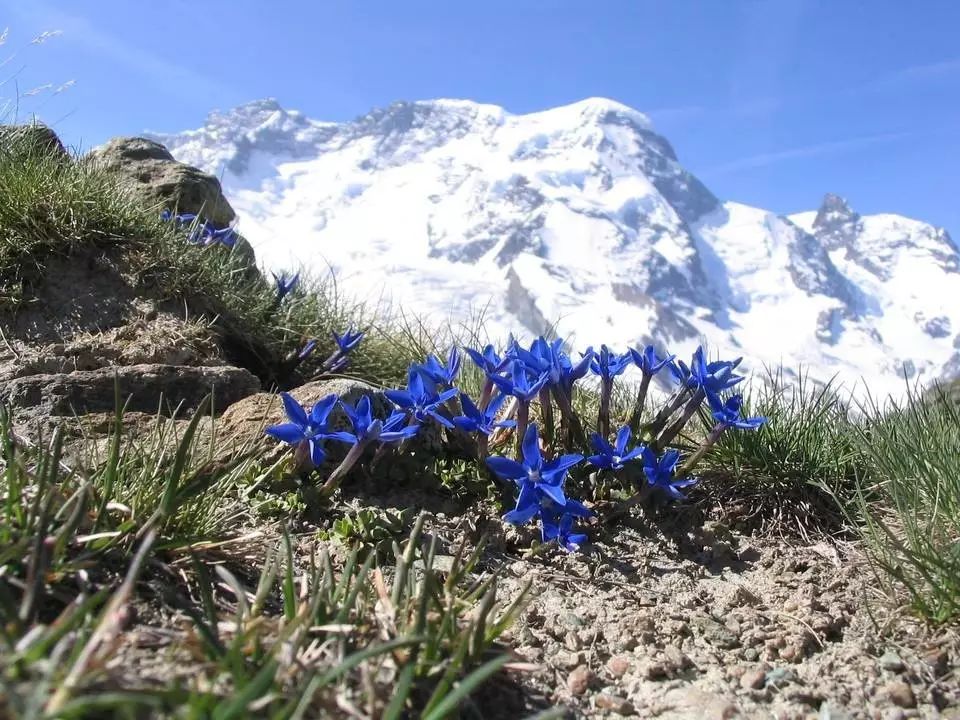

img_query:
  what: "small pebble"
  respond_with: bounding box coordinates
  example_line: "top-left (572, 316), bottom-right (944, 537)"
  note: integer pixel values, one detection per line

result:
top-left (567, 664), bottom-right (594, 696)
top-left (740, 668), bottom-right (766, 690)
top-left (883, 680), bottom-right (916, 709)
top-left (880, 650), bottom-right (906, 673)
top-left (607, 655), bottom-right (631, 678)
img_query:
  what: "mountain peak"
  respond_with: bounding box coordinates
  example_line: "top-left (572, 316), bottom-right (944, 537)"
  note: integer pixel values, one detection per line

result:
top-left (812, 192), bottom-right (862, 250)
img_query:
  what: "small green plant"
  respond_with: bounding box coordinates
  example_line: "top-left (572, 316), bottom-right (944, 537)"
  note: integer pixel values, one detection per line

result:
top-left (326, 506), bottom-right (416, 558)
top-left (852, 385), bottom-right (960, 624)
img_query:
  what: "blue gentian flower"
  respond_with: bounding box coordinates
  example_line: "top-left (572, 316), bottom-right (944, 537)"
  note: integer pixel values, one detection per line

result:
top-left (708, 393), bottom-right (767, 430)
top-left (453, 392), bottom-right (516, 436)
top-left (541, 507), bottom-right (589, 553)
top-left (671, 346), bottom-right (743, 395)
top-left (265, 393), bottom-right (357, 466)
top-left (160, 210), bottom-right (196, 226)
top-left (206, 226), bottom-right (238, 248)
top-left (385, 370), bottom-right (458, 428)
top-left (340, 395), bottom-right (421, 443)
top-left (379, 409), bottom-right (421, 444)
top-left (415, 346), bottom-right (461, 389)
top-left (486, 423), bottom-right (582, 521)
top-left (463, 344), bottom-right (510, 376)
top-left (641, 447), bottom-right (697, 500)
top-left (490, 361), bottom-right (549, 402)
top-left (273, 271), bottom-right (300, 301)
top-left (559, 346), bottom-right (593, 392)
top-left (333, 328), bottom-right (364, 354)
top-left (630, 345), bottom-right (675, 376)
top-left (587, 426), bottom-right (645, 471)
top-left (589, 345), bottom-right (632, 381)
top-left (298, 340), bottom-right (318, 360)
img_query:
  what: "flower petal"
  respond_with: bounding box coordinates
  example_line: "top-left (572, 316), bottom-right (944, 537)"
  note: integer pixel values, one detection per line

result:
top-left (309, 438), bottom-right (326, 467)
top-left (265, 422), bottom-right (305, 444)
top-left (538, 482), bottom-right (567, 507)
top-left (521, 424), bottom-right (542, 470)
top-left (485, 456), bottom-right (527, 480)
top-left (280, 392), bottom-right (309, 426)
top-left (310, 394), bottom-right (339, 426)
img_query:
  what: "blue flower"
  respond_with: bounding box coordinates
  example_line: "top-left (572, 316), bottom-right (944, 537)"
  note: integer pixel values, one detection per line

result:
top-left (265, 393), bottom-right (357, 466)
top-left (415, 346), bottom-right (461, 389)
top-left (559, 346), bottom-right (594, 392)
top-left (379, 409), bottom-right (421, 444)
top-left (708, 393), bottom-right (767, 430)
top-left (629, 345), bottom-right (675, 376)
top-left (160, 209), bottom-right (197, 226)
top-left (671, 346), bottom-right (743, 395)
top-left (298, 340), bottom-right (318, 360)
top-left (463, 343), bottom-right (510, 376)
top-left (341, 395), bottom-right (421, 443)
top-left (589, 345), bottom-right (632, 381)
top-left (273, 272), bottom-right (300, 301)
top-left (587, 426), bottom-right (645, 471)
top-left (453, 392), bottom-right (516, 436)
top-left (206, 226), bottom-right (238, 248)
top-left (490, 361), bottom-right (549, 402)
top-left (385, 370), bottom-right (458, 428)
top-left (333, 328), bottom-right (364, 354)
top-left (541, 507), bottom-right (589, 553)
top-left (641, 447), bottom-right (697, 500)
top-left (486, 423), bottom-right (582, 522)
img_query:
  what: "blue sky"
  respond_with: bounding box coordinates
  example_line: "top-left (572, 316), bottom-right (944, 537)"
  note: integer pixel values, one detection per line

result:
top-left (3, 0), bottom-right (958, 235)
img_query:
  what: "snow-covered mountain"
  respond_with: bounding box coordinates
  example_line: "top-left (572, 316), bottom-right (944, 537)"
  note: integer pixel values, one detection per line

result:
top-left (147, 98), bottom-right (958, 398)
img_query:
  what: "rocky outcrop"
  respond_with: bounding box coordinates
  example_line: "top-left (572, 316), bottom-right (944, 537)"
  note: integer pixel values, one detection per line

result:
top-left (1, 125), bottom-right (268, 444)
top-left (88, 137), bottom-right (236, 227)
top-left (1, 364), bottom-right (259, 419)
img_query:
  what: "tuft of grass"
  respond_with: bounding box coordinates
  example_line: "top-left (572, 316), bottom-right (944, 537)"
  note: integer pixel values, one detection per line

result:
top-left (851, 384), bottom-right (960, 624)
top-left (695, 367), bottom-right (864, 532)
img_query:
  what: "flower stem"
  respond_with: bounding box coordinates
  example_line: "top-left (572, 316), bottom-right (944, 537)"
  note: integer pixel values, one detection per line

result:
top-left (552, 385), bottom-right (586, 450)
top-left (318, 439), bottom-right (371, 498)
top-left (478, 378), bottom-right (495, 411)
top-left (645, 386), bottom-right (692, 439)
top-left (539, 386), bottom-right (555, 447)
top-left (651, 388), bottom-right (705, 452)
top-left (598, 378), bottom-right (612, 440)
top-left (676, 423), bottom-right (726, 478)
top-left (627, 373), bottom-right (652, 434)
top-left (515, 400), bottom-right (530, 457)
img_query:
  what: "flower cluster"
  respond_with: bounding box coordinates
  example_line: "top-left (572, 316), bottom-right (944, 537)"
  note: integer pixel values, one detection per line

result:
top-left (264, 333), bottom-right (767, 552)
top-left (160, 209), bottom-right (239, 248)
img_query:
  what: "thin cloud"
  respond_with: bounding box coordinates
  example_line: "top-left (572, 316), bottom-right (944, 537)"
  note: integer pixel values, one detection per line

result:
top-left (700, 132), bottom-right (912, 175)
top-left (6, 3), bottom-right (236, 102)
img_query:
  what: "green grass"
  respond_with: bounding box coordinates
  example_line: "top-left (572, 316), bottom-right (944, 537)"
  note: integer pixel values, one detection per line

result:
top-left (694, 367), bottom-right (865, 532)
top-left (851, 385), bottom-right (960, 624)
top-left (0, 402), bottom-right (534, 718)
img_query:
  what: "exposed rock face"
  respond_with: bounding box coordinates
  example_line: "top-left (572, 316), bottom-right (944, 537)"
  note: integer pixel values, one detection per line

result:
top-left (812, 193), bottom-right (862, 251)
top-left (87, 137), bottom-right (237, 227)
top-left (1, 364), bottom-right (259, 419)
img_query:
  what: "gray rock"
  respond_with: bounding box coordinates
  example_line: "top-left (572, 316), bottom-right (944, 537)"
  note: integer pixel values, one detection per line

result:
top-left (879, 649), bottom-right (906, 673)
top-left (87, 137), bottom-right (237, 228)
top-left (1, 364), bottom-right (259, 417)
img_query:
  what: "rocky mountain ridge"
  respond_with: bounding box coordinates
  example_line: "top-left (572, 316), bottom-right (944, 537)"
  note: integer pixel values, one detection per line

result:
top-left (149, 98), bottom-right (958, 398)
